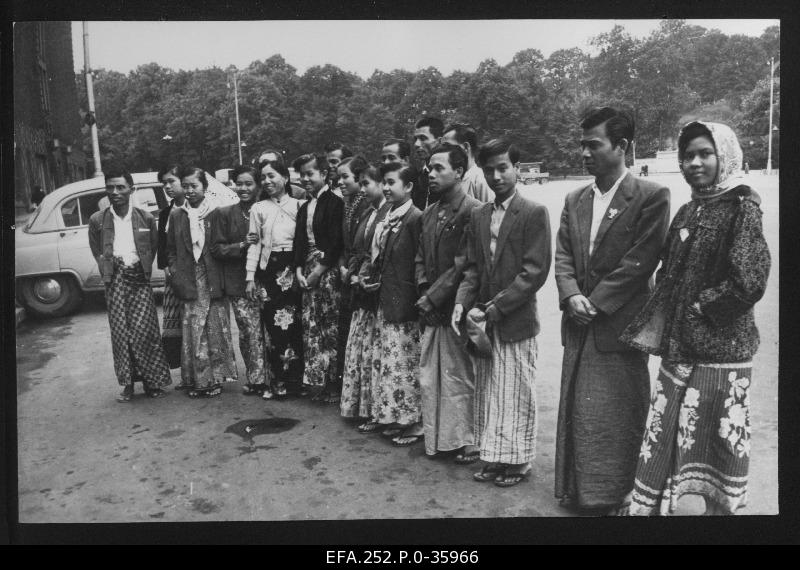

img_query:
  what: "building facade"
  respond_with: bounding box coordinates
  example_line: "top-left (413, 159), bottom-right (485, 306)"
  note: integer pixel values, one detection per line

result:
top-left (14, 21), bottom-right (88, 214)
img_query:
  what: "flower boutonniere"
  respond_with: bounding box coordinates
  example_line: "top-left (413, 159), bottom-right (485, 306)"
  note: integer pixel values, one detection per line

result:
top-left (607, 208), bottom-right (619, 220)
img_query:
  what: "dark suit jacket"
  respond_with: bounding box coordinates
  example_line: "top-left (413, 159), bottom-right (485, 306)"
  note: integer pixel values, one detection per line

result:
top-left (209, 202), bottom-right (250, 297)
top-left (378, 204), bottom-right (423, 323)
top-left (412, 167), bottom-right (433, 211)
top-left (348, 201), bottom-right (391, 311)
top-left (455, 192), bottom-right (552, 343)
top-left (293, 188), bottom-right (344, 269)
top-left (555, 173), bottom-right (670, 351)
top-left (165, 206), bottom-right (224, 301)
top-left (88, 206), bottom-right (158, 283)
top-left (156, 202), bottom-right (174, 269)
top-left (415, 190), bottom-right (482, 320)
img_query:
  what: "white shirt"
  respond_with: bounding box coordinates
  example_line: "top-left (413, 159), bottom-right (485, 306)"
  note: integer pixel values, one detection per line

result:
top-left (462, 163), bottom-right (495, 203)
top-left (245, 196), bottom-right (301, 281)
top-left (589, 169), bottom-right (628, 255)
top-left (490, 191), bottom-right (516, 260)
top-left (110, 206), bottom-right (140, 266)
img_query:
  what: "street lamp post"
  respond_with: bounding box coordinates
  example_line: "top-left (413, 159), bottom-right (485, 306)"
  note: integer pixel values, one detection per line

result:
top-left (767, 57), bottom-right (775, 175)
top-left (229, 67), bottom-right (243, 164)
top-left (83, 22), bottom-right (103, 178)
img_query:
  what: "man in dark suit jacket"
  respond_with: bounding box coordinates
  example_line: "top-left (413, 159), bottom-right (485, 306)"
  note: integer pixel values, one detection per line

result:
top-left (554, 107), bottom-right (670, 514)
top-left (454, 139), bottom-right (552, 488)
top-left (292, 153), bottom-right (345, 402)
top-left (412, 117), bottom-right (444, 210)
top-left (415, 144), bottom-right (482, 462)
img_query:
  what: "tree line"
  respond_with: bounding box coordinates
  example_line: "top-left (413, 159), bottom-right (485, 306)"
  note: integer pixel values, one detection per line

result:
top-left (76, 20), bottom-right (780, 175)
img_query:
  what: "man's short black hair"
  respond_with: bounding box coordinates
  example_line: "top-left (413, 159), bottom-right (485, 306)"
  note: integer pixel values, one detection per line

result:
top-left (414, 117), bottom-right (444, 138)
top-left (104, 168), bottom-right (134, 188)
top-left (382, 138), bottom-right (411, 160)
top-left (429, 143), bottom-right (468, 175)
top-left (580, 106), bottom-right (635, 150)
top-left (477, 139), bottom-right (520, 167)
top-left (443, 123), bottom-right (479, 157)
top-left (292, 153), bottom-right (329, 174)
top-left (324, 142), bottom-right (353, 158)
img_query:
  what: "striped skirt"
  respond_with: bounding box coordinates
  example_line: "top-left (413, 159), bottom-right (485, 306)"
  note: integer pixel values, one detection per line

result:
top-left (629, 361), bottom-right (752, 515)
top-left (472, 329), bottom-right (538, 464)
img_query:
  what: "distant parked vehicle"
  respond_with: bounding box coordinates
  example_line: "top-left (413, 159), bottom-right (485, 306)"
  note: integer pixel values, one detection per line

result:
top-left (518, 162), bottom-right (550, 185)
top-left (15, 172), bottom-right (236, 318)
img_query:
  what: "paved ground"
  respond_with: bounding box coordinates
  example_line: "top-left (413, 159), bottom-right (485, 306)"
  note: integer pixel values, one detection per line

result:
top-left (15, 172), bottom-right (778, 522)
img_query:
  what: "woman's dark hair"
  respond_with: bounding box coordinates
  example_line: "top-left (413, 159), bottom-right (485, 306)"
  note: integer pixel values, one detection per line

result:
top-left (259, 159), bottom-right (293, 195)
top-left (359, 164), bottom-right (383, 185)
top-left (339, 155), bottom-right (370, 180)
top-left (157, 164), bottom-right (180, 181)
top-left (380, 162), bottom-right (417, 187)
top-left (177, 166), bottom-right (209, 189)
top-left (230, 164), bottom-right (260, 185)
top-left (678, 122), bottom-right (715, 163)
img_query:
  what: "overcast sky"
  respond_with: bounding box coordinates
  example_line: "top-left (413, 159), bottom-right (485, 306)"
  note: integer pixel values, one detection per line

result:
top-left (70, 19), bottom-right (778, 78)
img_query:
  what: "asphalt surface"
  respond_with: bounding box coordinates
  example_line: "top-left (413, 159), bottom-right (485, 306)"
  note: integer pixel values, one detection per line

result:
top-left (15, 173), bottom-right (779, 522)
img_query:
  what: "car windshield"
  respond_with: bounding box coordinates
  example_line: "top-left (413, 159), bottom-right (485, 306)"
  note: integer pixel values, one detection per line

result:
top-left (23, 207), bottom-right (42, 232)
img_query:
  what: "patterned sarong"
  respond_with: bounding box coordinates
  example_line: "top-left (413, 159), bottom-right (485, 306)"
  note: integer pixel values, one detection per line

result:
top-left (300, 249), bottom-right (341, 387)
top-left (230, 295), bottom-right (271, 388)
top-left (180, 259), bottom-right (238, 390)
top-left (161, 280), bottom-right (183, 369)
top-left (629, 361), bottom-right (752, 515)
top-left (105, 259), bottom-right (171, 388)
top-left (340, 308), bottom-right (378, 418)
top-left (370, 307), bottom-right (422, 426)
top-left (472, 329), bottom-right (538, 464)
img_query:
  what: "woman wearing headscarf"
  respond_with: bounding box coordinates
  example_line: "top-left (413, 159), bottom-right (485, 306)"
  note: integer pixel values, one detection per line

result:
top-left (157, 164), bottom-right (185, 371)
top-left (619, 121), bottom-right (770, 515)
top-left (245, 158), bottom-right (305, 399)
top-left (167, 166), bottom-right (238, 397)
top-left (211, 165), bottom-right (272, 396)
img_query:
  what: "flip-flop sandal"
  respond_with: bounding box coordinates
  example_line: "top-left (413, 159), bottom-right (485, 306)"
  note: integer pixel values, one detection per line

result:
top-left (454, 450), bottom-right (481, 464)
top-left (357, 422), bottom-right (382, 434)
top-left (392, 434), bottom-right (423, 447)
top-left (242, 385), bottom-right (262, 395)
top-left (262, 389), bottom-right (275, 400)
top-left (116, 390), bottom-right (133, 403)
top-left (325, 393), bottom-right (341, 405)
top-left (473, 463), bottom-right (506, 483)
top-left (275, 383), bottom-right (288, 397)
top-left (493, 466), bottom-right (532, 488)
top-left (145, 388), bottom-right (166, 399)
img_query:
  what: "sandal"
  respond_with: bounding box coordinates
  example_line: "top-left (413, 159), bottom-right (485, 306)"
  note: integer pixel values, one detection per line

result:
top-left (144, 388), bottom-right (166, 399)
top-left (275, 383), bottom-right (288, 397)
top-left (325, 392), bottom-right (341, 405)
top-left (454, 448), bottom-right (481, 464)
top-left (392, 434), bottom-right (423, 447)
top-left (357, 422), bottom-right (382, 434)
top-left (242, 385), bottom-right (263, 395)
top-left (493, 464), bottom-right (532, 488)
top-left (188, 387), bottom-right (222, 398)
top-left (262, 388), bottom-right (275, 400)
top-left (473, 463), bottom-right (506, 483)
top-left (116, 386), bottom-right (133, 403)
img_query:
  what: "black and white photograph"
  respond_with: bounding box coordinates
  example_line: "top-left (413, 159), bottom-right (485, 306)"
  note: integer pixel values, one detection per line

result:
top-left (8, 7), bottom-right (785, 544)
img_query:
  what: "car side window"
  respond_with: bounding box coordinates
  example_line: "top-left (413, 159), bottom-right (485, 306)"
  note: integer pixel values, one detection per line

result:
top-left (132, 186), bottom-right (160, 214)
top-left (79, 193), bottom-right (104, 223)
top-left (61, 199), bottom-right (81, 227)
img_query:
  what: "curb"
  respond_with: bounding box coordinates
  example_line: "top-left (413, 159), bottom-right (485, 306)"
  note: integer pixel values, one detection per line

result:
top-left (16, 306), bottom-right (25, 328)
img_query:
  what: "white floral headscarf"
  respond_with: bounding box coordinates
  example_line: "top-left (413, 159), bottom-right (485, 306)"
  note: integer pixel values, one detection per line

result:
top-left (678, 120), bottom-right (746, 200)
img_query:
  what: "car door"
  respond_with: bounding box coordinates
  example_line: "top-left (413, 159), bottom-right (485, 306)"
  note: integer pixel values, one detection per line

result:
top-left (56, 190), bottom-right (105, 289)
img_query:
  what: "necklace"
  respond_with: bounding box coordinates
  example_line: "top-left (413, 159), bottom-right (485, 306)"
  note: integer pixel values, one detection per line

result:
top-left (241, 204), bottom-right (251, 221)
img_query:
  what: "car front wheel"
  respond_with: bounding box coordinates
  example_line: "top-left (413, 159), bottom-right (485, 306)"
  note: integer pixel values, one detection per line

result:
top-left (19, 274), bottom-right (83, 318)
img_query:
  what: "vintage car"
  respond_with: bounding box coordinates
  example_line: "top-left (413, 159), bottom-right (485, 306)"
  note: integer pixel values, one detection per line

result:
top-left (15, 172), bottom-right (236, 318)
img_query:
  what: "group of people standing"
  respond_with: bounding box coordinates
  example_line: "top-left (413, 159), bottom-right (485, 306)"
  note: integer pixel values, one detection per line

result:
top-left (89, 107), bottom-right (769, 517)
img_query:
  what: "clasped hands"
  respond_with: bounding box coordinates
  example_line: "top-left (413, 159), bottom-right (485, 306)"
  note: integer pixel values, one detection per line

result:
top-left (566, 294), bottom-right (598, 325)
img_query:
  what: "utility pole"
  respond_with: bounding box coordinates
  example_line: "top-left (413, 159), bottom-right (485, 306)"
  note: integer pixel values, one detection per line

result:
top-left (83, 22), bottom-right (103, 178)
top-left (230, 68), bottom-right (243, 164)
top-left (766, 57), bottom-right (775, 175)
